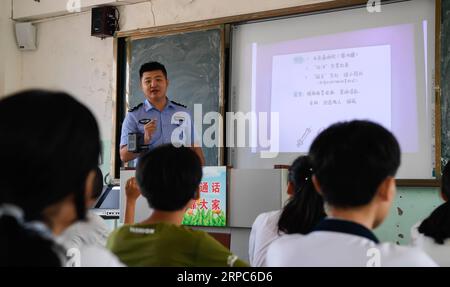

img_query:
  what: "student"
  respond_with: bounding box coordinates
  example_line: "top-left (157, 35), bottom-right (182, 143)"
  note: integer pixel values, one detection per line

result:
top-left (410, 162), bottom-right (450, 266)
top-left (57, 167), bottom-right (123, 267)
top-left (249, 155), bottom-right (326, 267)
top-left (107, 144), bottom-right (248, 267)
top-left (0, 90), bottom-right (110, 266)
top-left (266, 120), bottom-right (437, 267)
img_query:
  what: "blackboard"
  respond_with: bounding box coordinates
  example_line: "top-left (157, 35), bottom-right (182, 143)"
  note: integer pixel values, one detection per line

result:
top-left (441, 0), bottom-right (450, 170)
top-left (126, 28), bottom-right (223, 166)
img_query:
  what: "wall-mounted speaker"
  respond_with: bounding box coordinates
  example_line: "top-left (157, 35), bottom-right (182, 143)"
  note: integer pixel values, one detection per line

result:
top-left (15, 22), bottom-right (37, 51)
top-left (91, 6), bottom-right (118, 39)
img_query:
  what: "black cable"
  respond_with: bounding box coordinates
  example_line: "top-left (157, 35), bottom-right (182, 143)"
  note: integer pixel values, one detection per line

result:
top-left (114, 7), bottom-right (121, 32)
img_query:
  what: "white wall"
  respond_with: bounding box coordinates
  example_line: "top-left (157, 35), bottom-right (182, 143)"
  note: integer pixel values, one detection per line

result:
top-left (120, 0), bottom-right (328, 31)
top-left (12, 0), bottom-right (147, 20)
top-left (0, 0), bottom-right (21, 97)
top-left (20, 12), bottom-right (114, 141)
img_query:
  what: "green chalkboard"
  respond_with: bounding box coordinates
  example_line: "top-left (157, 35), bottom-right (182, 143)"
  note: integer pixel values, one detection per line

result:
top-left (125, 28), bottom-right (223, 166)
top-left (441, 0), bottom-right (450, 169)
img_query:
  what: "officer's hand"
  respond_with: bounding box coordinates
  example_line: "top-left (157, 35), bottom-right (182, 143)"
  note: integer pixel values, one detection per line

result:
top-left (143, 119), bottom-right (157, 144)
top-left (125, 177), bottom-right (141, 202)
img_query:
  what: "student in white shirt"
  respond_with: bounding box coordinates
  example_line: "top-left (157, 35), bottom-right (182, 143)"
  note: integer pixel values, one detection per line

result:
top-left (266, 120), bottom-right (437, 267)
top-left (0, 90), bottom-right (119, 267)
top-left (410, 162), bottom-right (450, 266)
top-left (249, 155), bottom-right (326, 267)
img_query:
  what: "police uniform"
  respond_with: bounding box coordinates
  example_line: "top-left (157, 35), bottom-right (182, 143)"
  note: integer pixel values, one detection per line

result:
top-left (120, 99), bottom-right (195, 153)
top-left (266, 218), bottom-right (437, 267)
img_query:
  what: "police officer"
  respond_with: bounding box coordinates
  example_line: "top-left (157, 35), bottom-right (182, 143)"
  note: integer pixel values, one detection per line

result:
top-left (119, 62), bottom-right (204, 164)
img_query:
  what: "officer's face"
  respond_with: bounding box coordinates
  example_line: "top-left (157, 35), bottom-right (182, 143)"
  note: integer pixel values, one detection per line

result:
top-left (141, 70), bottom-right (169, 103)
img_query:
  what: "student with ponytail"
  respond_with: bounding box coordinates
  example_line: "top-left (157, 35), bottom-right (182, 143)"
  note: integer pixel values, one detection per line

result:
top-left (411, 162), bottom-right (450, 266)
top-left (248, 156), bottom-right (326, 267)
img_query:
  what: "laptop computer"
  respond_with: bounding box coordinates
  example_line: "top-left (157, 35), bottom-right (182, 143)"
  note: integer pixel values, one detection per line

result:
top-left (91, 185), bottom-right (120, 219)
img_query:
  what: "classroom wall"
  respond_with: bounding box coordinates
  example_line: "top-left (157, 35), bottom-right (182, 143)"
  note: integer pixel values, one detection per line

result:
top-left (0, 0), bottom-right (443, 253)
top-left (18, 12), bottom-right (115, 174)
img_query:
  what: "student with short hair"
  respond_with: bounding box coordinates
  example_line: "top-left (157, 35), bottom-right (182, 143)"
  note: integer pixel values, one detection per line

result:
top-left (266, 120), bottom-right (436, 267)
top-left (410, 162), bottom-right (450, 266)
top-left (0, 90), bottom-right (116, 266)
top-left (249, 155), bottom-right (326, 266)
top-left (107, 144), bottom-right (248, 267)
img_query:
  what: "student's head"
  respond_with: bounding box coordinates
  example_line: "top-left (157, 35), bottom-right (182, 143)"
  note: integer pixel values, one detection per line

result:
top-left (418, 161), bottom-right (450, 244)
top-left (287, 156), bottom-right (314, 196)
top-left (139, 62), bottom-right (169, 103)
top-left (136, 144), bottom-right (202, 211)
top-left (0, 89), bottom-right (101, 265)
top-left (309, 120), bottom-right (400, 228)
top-left (278, 155), bottom-right (326, 234)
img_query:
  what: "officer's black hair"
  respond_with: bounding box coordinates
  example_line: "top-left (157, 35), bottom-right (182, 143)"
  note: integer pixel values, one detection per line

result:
top-left (136, 145), bottom-right (202, 212)
top-left (0, 90), bottom-right (101, 266)
top-left (309, 120), bottom-right (401, 208)
top-left (278, 156), bottom-right (326, 234)
top-left (418, 162), bottom-right (450, 244)
top-left (139, 61), bottom-right (168, 79)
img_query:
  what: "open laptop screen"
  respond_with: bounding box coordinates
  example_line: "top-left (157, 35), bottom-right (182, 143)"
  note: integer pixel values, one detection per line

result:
top-left (92, 185), bottom-right (120, 218)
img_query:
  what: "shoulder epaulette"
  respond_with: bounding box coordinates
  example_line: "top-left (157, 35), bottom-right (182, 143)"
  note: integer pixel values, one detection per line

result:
top-left (171, 100), bottom-right (187, 108)
top-left (128, 103), bottom-right (143, 113)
